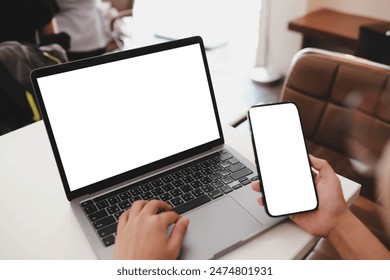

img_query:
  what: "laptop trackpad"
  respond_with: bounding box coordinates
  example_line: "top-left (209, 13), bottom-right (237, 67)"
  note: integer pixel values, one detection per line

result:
top-left (178, 196), bottom-right (263, 259)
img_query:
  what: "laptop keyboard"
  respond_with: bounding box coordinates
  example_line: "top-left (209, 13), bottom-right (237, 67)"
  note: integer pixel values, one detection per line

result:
top-left (80, 149), bottom-right (258, 247)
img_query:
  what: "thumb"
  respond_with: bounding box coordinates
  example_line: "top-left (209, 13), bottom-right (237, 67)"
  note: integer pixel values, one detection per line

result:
top-left (168, 216), bottom-right (190, 256)
top-left (309, 154), bottom-right (334, 177)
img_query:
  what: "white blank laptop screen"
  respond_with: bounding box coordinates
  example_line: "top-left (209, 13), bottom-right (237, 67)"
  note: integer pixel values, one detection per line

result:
top-left (36, 44), bottom-right (220, 191)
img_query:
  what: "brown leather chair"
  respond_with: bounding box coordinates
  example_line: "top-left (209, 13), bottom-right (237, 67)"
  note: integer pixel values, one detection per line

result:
top-left (279, 48), bottom-right (390, 258)
top-left (280, 48), bottom-right (390, 201)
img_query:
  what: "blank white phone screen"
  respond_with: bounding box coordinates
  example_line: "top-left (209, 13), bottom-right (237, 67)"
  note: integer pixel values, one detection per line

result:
top-left (249, 103), bottom-right (318, 217)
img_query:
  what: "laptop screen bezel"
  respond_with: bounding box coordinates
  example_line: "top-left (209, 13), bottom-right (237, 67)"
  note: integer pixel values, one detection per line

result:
top-left (30, 36), bottom-right (224, 201)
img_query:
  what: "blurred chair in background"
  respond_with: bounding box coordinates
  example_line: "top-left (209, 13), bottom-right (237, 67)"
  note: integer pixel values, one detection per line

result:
top-left (0, 0), bottom-right (70, 135)
top-left (0, 41), bottom-right (68, 136)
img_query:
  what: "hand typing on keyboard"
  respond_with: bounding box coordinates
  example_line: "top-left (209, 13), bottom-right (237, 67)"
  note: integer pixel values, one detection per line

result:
top-left (113, 200), bottom-right (190, 259)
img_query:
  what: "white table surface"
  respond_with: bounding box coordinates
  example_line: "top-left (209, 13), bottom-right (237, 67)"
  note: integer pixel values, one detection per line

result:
top-left (0, 121), bottom-right (360, 260)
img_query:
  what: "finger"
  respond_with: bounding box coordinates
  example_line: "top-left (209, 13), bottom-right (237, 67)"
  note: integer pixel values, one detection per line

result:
top-left (311, 166), bottom-right (319, 176)
top-left (116, 209), bottom-right (130, 233)
top-left (251, 181), bottom-right (264, 206)
top-left (141, 200), bottom-right (172, 215)
top-left (309, 155), bottom-right (335, 177)
top-left (128, 200), bottom-right (148, 218)
top-left (167, 216), bottom-right (190, 257)
top-left (158, 210), bottom-right (181, 226)
top-left (251, 180), bottom-right (261, 192)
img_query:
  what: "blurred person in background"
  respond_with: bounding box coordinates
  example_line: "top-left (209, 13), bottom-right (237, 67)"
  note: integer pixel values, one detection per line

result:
top-left (54, 0), bottom-right (109, 60)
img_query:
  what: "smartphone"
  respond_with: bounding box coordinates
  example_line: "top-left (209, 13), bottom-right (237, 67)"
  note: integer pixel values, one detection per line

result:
top-left (248, 102), bottom-right (318, 217)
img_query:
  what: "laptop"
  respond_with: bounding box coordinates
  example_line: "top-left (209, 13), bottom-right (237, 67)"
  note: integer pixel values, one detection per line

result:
top-left (30, 36), bottom-right (283, 259)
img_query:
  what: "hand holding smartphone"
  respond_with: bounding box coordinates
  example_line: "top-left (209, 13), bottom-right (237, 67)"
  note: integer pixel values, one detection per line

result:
top-left (248, 102), bottom-right (318, 217)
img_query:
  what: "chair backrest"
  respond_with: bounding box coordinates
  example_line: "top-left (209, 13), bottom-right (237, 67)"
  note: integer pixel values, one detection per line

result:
top-left (280, 48), bottom-right (390, 166)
